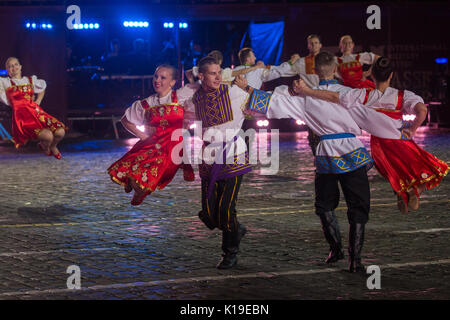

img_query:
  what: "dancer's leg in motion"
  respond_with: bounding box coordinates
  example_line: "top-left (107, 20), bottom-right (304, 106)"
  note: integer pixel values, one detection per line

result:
top-left (49, 128), bottom-right (65, 158)
top-left (37, 129), bottom-right (53, 156)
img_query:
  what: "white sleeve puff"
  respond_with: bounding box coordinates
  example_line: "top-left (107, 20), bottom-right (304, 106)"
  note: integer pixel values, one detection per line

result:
top-left (176, 83), bottom-right (200, 105)
top-left (0, 78), bottom-right (10, 106)
top-left (31, 75), bottom-right (46, 93)
top-left (123, 100), bottom-right (146, 126)
top-left (402, 90), bottom-right (425, 114)
top-left (221, 68), bottom-right (234, 82)
top-left (359, 52), bottom-right (376, 65)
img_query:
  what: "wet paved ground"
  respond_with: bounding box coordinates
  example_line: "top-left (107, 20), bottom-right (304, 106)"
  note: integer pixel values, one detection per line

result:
top-left (0, 127), bottom-right (449, 303)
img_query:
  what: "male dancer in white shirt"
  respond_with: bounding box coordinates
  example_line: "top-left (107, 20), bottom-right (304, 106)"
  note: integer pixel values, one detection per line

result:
top-left (234, 51), bottom-right (403, 273)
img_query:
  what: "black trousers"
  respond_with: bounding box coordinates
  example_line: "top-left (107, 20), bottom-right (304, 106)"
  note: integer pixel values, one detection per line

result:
top-left (314, 166), bottom-right (370, 224)
top-left (200, 175), bottom-right (243, 232)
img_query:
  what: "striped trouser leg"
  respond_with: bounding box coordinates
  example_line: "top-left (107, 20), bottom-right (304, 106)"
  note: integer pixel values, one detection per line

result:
top-left (216, 175), bottom-right (243, 232)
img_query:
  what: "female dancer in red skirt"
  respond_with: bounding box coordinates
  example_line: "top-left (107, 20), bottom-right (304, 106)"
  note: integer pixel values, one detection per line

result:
top-left (107, 65), bottom-right (197, 205)
top-left (0, 57), bottom-right (67, 158)
top-left (297, 57), bottom-right (448, 213)
top-left (335, 35), bottom-right (379, 90)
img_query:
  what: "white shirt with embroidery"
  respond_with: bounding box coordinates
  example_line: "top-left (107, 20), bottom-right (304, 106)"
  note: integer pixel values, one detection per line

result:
top-left (266, 84), bottom-right (366, 159)
top-left (276, 58), bottom-right (320, 88)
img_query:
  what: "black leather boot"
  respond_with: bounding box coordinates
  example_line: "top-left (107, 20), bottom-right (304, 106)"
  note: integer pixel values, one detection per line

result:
top-left (318, 211), bottom-right (344, 263)
top-left (216, 224), bottom-right (247, 269)
top-left (348, 223), bottom-right (365, 273)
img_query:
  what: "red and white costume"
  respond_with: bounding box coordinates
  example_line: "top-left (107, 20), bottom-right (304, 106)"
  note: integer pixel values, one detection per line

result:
top-left (340, 87), bottom-right (449, 207)
top-left (107, 84), bottom-right (198, 193)
top-left (335, 53), bottom-right (376, 90)
top-left (0, 76), bottom-right (67, 148)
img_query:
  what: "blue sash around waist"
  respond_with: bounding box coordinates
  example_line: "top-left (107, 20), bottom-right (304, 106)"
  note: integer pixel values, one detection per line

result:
top-left (320, 133), bottom-right (356, 141)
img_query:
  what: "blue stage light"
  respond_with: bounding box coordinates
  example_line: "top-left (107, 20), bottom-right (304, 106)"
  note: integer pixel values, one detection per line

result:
top-left (26, 23), bottom-right (31, 28)
top-left (143, 22), bottom-right (149, 27)
top-left (84, 23), bottom-right (88, 29)
top-left (89, 23), bottom-right (94, 29)
top-left (47, 24), bottom-right (53, 29)
top-left (31, 23), bottom-right (36, 29)
top-left (94, 23), bottom-right (99, 29)
top-left (124, 21), bottom-right (129, 27)
top-left (42, 24), bottom-right (47, 29)
top-left (435, 58), bottom-right (448, 64)
top-left (78, 24), bottom-right (84, 29)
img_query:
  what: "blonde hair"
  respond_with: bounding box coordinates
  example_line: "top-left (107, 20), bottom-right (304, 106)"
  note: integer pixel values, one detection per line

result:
top-left (5, 56), bottom-right (20, 69)
top-left (339, 35), bottom-right (353, 44)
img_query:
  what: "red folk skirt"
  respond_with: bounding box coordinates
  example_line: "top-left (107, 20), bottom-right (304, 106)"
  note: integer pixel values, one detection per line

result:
top-left (370, 135), bottom-right (449, 208)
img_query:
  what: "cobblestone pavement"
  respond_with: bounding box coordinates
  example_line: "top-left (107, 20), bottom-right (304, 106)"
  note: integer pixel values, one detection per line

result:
top-left (0, 127), bottom-right (449, 302)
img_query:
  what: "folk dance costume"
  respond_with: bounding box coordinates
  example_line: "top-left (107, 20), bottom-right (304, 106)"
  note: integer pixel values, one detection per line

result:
top-left (335, 53), bottom-right (377, 90)
top-left (339, 87), bottom-right (449, 209)
top-left (188, 83), bottom-right (253, 269)
top-left (0, 76), bottom-right (67, 148)
top-left (192, 66), bottom-right (234, 84)
top-left (233, 63), bottom-right (292, 90)
top-left (107, 86), bottom-right (197, 203)
top-left (248, 80), bottom-right (375, 272)
top-left (277, 55), bottom-right (321, 155)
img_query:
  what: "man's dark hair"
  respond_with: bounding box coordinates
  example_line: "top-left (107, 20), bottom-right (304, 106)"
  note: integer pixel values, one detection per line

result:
top-left (238, 47), bottom-right (253, 65)
top-left (198, 56), bottom-right (219, 74)
top-left (372, 57), bottom-right (393, 82)
top-left (314, 51), bottom-right (336, 77)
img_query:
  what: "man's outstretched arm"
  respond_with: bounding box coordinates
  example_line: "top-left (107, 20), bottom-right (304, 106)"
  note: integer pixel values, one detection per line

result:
top-left (293, 79), bottom-right (340, 103)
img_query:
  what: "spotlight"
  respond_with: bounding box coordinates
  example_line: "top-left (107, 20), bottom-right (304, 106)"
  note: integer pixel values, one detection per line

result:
top-left (257, 120), bottom-right (269, 127)
top-left (31, 23), bottom-right (36, 29)
top-left (89, 23), bottom-right (94, 29)
top-left (403, 114), bottom-right (416, 121)
top-left (94, 23), bottom-right (99, 29)
top-left (26, 23), bottom-right (31, 28)
top-left (41, 23), bottom-right (47, 29)
top-left (78, 23), bottom-right (84, 29)
top-left (143, 22), bottom-right (149, 27)
top-left (47, 24), bottom-right (53, 29)
top-left (84, 23), bottom-right (88, 29)
top-left (435, 58), bottom-right (448, 64)
top-left (124, 21), bottom-right (129, 27)
top-left (73, 23), bottom-right (79, 29)
top-left (169, 22), bottom-right (173, 28)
